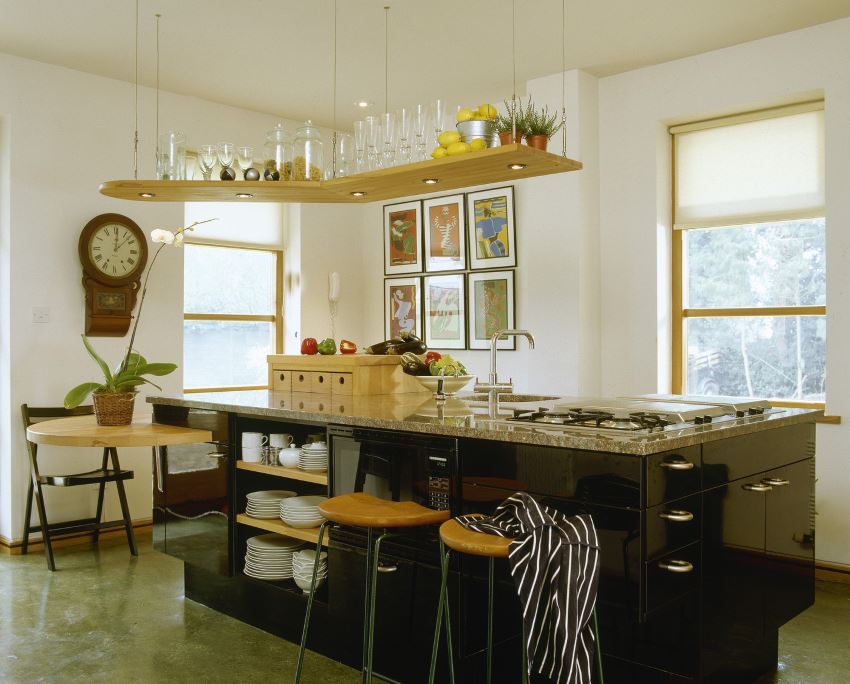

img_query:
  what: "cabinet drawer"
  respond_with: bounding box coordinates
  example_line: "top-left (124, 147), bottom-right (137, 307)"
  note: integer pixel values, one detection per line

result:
top-left (271, 368), bottom-right (293, 391)
top-left (645, 494), bottom-right (701, 561)
top-left (291, 370), bottom-right (312, 392)
top-left (331, 373), bottom-right (353, 395)
top-left (645, 446), bottom-right (701, 507)
top-left (311, 371), bottom-right (332, 394)
top-left (645, 543), bottom-right (700, 613)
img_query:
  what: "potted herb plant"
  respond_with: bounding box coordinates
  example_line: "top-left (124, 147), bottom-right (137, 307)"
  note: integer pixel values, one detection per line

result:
top-left (64, 218), bottom-right (215, 425)
top-left (523, 103), bottom-right (563, 151)
top-left (495, 98), bottom-right (526, 145)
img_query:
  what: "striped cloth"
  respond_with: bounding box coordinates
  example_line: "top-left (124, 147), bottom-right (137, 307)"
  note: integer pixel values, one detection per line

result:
top-left (457, 492), bottom-right (600, 684)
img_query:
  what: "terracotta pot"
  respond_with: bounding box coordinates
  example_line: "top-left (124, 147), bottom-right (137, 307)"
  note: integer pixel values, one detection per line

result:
top-left (498, 131), bottom-right (523, 146)
top-left (92, 391), bottom-right (136, 426)
top-left (525, 134), bottom-right (549, 151)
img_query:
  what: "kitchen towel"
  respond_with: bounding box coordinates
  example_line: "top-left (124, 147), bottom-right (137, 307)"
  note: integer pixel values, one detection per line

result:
top-left (457, 492), bottom-right (600, 684)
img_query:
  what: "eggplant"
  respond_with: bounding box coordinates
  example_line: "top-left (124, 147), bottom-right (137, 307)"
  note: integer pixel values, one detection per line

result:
top-left (364, 336), bottom-right (403, 355)
top-left (386, 339), bottom-right (428, 355)
top-left (400, 352), bottom-right (430, 376)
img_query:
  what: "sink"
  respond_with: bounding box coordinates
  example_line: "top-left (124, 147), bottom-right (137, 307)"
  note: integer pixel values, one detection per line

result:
top-left (464, 394), bottom-right (560, 404)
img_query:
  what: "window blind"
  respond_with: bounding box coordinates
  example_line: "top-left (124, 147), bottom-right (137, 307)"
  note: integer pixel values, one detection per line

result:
top-left (673, 107), bottom-right (824, 229)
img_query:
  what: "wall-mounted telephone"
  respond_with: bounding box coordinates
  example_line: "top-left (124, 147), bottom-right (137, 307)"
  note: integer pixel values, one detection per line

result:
top-left (328, 272), bottom-right (341, 303)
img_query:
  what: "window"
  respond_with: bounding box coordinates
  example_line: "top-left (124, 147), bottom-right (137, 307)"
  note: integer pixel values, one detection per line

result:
top-left (183, 243), bottom-right (282, 392)
top-left (671, 103), bottom-right (826, 405)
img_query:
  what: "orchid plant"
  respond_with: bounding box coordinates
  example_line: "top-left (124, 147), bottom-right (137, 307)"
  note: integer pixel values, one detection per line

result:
top-left (64, 218), bottom-right (216, 408)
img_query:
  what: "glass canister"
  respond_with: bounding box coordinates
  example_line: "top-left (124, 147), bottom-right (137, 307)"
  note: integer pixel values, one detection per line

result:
top-left (263, 123), bottom-right (292, 181)
top-left (293, 120), bottom-right (323, 181)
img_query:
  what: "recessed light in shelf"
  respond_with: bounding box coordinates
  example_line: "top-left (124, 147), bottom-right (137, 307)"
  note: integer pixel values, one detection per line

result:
top-left (138, 192), bottom-right (155, 198)
top-left (508, 163), bottom-right (527, 170)
top-left (355, 100), bottom-right (373, 108)
top-left (350, 191), bottom-right (367, 197)
top-left (235, 193), bottom-right (254, 198)
top-left (422, 178), bottom-right (440, 185)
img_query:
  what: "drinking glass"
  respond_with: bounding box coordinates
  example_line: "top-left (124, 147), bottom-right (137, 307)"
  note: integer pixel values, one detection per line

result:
top-left (217, 142), bottom-right (235, 180)
top-left (365, 115), bottom-right (382, 170)
top-left (397, 107), bottom-right (412, 164)
top-left (381, 111), bottom-right (397, 166)
top-left (237, 146), bottom-right (254, 179)
top-left (413, 104), bottom-right (428, 161)
top-left (353, 120), bottom-right (366, 173)
top-left (431, 99), bottom-right (446, 148)
top-left (336, 133), bottom-right (353, 178)
top-left (197, 144), bottom-right (216, 181)
top-left (157, 130), bottom-right (186, 180)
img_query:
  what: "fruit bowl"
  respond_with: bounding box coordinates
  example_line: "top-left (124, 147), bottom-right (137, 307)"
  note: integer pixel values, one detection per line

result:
top-left (414, 375), bottom-right (475, 396)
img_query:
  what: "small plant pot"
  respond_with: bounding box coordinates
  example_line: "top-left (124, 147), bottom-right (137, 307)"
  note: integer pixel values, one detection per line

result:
top-left (93, 391), bottom-right (137, 426)
top-left (525, 134), bottom-right (549, 151)
top-left (499, 131), bottom-right (523, 146)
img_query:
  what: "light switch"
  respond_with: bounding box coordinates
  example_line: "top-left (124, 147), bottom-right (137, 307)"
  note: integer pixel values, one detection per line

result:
top-left (31, 307), bottom-right (50, 323)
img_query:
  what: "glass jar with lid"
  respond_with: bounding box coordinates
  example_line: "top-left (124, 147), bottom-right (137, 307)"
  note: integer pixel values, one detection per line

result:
top-left (263, 123), bottom-right (292, 181)
top-left (293, 120), bottom-right (323, 181)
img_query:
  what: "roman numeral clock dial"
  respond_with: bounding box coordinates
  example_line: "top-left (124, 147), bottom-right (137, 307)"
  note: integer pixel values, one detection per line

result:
top-left (78, 213), bottom-right (148, 336)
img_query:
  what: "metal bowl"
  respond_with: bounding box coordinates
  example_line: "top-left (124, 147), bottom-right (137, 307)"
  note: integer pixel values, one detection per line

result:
top-left (457, 120), bottom-right (498, 147)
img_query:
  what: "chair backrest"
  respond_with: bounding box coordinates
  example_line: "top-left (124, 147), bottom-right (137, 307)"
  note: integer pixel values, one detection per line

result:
top-left (21, 404), bottom-right (94, 430)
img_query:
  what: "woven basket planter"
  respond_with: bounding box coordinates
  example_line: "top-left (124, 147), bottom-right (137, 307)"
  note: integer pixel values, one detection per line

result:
top-left (92, 391), bottom-right (136, 426)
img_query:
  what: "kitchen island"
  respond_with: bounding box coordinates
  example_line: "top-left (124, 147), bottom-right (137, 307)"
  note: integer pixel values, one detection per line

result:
top-left (148, 390), bottom-right (819, 683)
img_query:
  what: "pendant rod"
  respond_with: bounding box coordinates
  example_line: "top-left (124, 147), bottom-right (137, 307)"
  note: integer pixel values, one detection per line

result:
top-left (510, 0), bottom-right (517, 141)
top-left (561, 0), bottom-right (567, 157)
top-left (384, 5), bottom-right (390, 113)
top-left (133, 0), bottom-right (139, 179)
top-left (331, 0), bottom-right (338, 177)
top-left (155, 13), bottom-right (161, 167)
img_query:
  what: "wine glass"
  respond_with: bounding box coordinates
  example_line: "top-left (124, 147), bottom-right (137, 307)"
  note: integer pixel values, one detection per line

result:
top-left (431, 99), bottom-right (446, 148)
top-left (353, 120), bottom-right (366, 173)
top-left (197, 144), bottom-right (216, 181)
top-left (217, 142), bottom-right (235, 180)
top-left (381, 111), bottom-right (397, 167)
top-left (397, 107), bottom-right (412, 165)
top-left (365, 116), bottom-right (382, 170)
top-left (237, 146), bottom-right (256, 180)
top-left (413, 104), bottom-right (428, 161)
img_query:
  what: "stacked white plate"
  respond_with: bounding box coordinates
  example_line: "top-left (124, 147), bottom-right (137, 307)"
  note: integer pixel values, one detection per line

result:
top-left (293, 549), bottom-right (329, 593)
top-left (245, 489), bottom-right (297, 519)
top-left (244, 534), bottom-right (304, 580)
top-left (280, 495), bottom-right (327, 529)
top-left (298, 443), bottom-right (328, 472)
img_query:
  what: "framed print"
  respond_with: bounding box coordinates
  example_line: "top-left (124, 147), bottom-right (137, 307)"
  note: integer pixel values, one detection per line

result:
top-left (467, 270), bottom-right (516, 350)
top-left (384, 201), bottom-right (423, 275)
top-left (385, 277), bottom-right (422, 339)
top-left (424, 274), bottom-right (466, 350)
top-left (467, 186), bottom-right (516, 270)
top-left (423, 194), bottom-right (466, 272)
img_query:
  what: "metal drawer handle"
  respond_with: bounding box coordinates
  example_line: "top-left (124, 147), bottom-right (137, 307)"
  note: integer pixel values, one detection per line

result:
top-left (377, 563), bottom-right (398, 573)
top-left (658, 559), bottom-right (694, 574)
top-left (658, 509), bottom-right (694, 522)
top-left (742, 483), bottom-right (772, 492)
top-left (659, 459), bottom-right (694, 471)
top-left (761, 477), bottom-right (790, 487)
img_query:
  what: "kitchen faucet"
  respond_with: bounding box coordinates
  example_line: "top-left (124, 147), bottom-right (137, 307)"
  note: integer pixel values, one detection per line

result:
top-left (473, 329), bottom-right (536, 400)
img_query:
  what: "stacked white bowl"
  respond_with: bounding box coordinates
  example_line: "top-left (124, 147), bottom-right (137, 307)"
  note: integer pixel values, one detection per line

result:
top-left (280, 495), bottom-right (327, 528)
top-left (244, 534), bottom-right (304, 580)
top-left (293, 549), bottom-right (329, 593)
top-left (298, 441), bottom-right (328, 472)
top-left (245, 489), bottom-right (297, 518)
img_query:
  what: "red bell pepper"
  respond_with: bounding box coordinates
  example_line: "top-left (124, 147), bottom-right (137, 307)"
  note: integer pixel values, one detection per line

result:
top-left (300, 337), bottom-right (318, 355)
top-left (340, 339), bottom-right (357, 354)
top-left (423, 351), bottom-right (442, 366)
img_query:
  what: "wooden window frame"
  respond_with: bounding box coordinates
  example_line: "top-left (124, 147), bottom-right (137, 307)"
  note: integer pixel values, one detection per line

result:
top-left (183, 242), bottom-right (283, 393)
top-left (670, 107), bottom-right (826, 411)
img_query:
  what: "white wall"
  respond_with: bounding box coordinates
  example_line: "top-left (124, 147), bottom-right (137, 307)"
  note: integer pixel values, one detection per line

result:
top-left (597, 18), bottom-right (850, 565)
top-left (0, 52), bottom-right (286, 541)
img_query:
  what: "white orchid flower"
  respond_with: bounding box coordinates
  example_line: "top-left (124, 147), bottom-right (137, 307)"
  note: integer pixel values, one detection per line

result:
top-left (151, 228), bottom-right (175, 244)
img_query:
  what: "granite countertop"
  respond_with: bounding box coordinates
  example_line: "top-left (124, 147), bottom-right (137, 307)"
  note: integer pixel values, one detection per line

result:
top-left (148, 390), bottom-right (821, 456)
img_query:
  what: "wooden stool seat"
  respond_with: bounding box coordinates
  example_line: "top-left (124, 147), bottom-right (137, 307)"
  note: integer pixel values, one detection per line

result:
top-left (319, 492), bottom-right (450, 529)
top-left (439, 518), bottom-right (512, 558)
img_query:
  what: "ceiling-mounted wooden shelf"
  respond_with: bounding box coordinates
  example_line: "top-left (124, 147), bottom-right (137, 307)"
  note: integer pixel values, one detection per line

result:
top-left (99, 144), bottom-right (582, 203)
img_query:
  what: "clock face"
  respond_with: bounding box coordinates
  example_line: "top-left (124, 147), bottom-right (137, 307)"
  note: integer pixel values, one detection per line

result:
top-left (87, 223), bottom-right (143, 280)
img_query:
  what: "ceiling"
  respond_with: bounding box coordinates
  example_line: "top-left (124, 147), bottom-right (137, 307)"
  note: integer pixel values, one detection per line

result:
top-left (1, 0), bottom-right (848, 129)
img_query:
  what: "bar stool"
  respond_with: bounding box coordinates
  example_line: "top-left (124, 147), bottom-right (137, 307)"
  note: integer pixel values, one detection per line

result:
top-left (294, 493), bottom-right (450, 683)
top-left (429, 517), bottom-right (604, 684)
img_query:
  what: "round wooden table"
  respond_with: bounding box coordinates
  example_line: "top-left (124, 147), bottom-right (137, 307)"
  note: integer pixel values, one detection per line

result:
top-left (25, 414), bottom-right (212, 563)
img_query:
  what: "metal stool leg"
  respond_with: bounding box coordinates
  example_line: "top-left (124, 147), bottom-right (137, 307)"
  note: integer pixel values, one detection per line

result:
top-left (92, 447), bottom-right (109, 544)
top-left (593, 607), bottom-right (604, 684)
top-left (365, 531), bottom-right (396, 683)
top-left (109, 448), bottom-right (137, 556)
top-left (21, 477), bottom-right (34, 554)
top-left (486, 556), bottom-right (495, 684)
top-left (428, 540), bottom-right (455, 684)
top-left (294, 520), bottom-right (330, 683)
top-left (361, 527), bottom-right (375, 684)
top-left (520, 621), bottom-right (528, 684)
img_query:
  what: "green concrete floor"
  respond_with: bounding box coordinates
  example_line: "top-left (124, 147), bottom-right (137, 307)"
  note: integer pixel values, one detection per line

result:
top-left (1, 540), bottom-right (848, 683)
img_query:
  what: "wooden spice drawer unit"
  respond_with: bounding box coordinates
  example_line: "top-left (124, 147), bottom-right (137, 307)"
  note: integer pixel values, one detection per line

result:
top-left (267, 354), bottom-right (428, 396)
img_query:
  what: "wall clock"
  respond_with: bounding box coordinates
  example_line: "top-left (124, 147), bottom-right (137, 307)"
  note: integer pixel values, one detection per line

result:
top-left (78, 213), bottom-right (148, 336)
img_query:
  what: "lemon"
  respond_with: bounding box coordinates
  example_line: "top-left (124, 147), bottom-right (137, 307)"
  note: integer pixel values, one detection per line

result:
top-left (447, 141), bottom-right (471, 156)
top-left (469, 138), bottom-right (487, 151)
top-left (456, 108), bottom-right (476, 123)
top-left (432, 146), bottom-right (449, 159)
top-left (437, 130), bottom-right (461, 147)
top-left (478, 104), bottom-right (497, 120)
